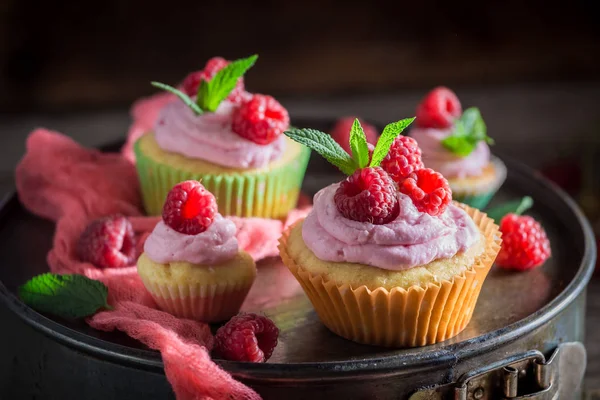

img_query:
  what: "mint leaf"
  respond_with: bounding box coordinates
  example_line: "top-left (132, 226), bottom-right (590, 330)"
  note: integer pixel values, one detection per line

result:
top-left (197, 54), bottom-right (258, 112)
top-left (151, 82), bottom-right (203, 116)
top-left (441, 135), bottom-right (477, 157)
top-left (486, 196), bottom-right (534, 222)
top-left (284, 128), bottom-right (357, 175)
top-left (441, 107), bottom-right (493, 157)
top-left (349, 119), bottom-right (370, 169)
top-left (19, 273), bottom-right (111, 319)
top-left (370, 117), bottom-right (415, 167)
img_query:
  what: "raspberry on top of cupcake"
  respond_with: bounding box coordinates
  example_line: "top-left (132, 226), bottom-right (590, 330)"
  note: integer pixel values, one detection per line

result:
top-left (135, 55), bottom-right (310, 218)
top-left (285, 118), bottom-right (482, 273)
top-left (151, 55), bottom-right (289, 169)
top-left (409, 87), bottom-right (507, 209)
top-left (281, 119), bottom-right (501, 347)
top-left (137, 180), bottom-right (256, 322)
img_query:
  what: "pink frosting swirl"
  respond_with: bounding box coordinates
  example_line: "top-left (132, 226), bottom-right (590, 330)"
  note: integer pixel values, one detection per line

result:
top-left (302, 184), bottom-right (480, 270)
top-left (154, 99), bottom-right (286, 169)
top-left (144, 214), bottom-right (238, 265)
top-left (411, 126), bottom-right (490, 178)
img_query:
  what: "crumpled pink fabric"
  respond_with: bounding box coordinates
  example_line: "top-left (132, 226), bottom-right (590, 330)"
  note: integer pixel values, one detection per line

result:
top-left (15, 128), bottom-right (311, 400)
top-left (122, 92), bottom-right (175, 163)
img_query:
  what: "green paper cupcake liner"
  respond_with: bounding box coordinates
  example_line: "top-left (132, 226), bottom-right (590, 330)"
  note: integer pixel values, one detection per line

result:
top-left (134, 138), bottom-right (311, 219)
top-left (449, 156), bottom-right (507, 210)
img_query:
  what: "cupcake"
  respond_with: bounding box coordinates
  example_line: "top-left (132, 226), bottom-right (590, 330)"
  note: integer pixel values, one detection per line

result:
top-left (137, 180), bottom-right (256, 322)
top-left (410, 87), bottom-right (506, 209)
top-left (281, 119), bottom-right (501, 347)
top-left (134, 55), bottom-right (310, 218)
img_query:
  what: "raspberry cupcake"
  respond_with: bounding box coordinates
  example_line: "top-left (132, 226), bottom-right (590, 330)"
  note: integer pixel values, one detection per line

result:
top-left (137, 180), bottom-right (257, 322)
top-left (134, 55), bottom-right (310, 218)
top-left (280, 119), bottom-right (501, 347)
top-left (410, 87), bottom-right (506, 209)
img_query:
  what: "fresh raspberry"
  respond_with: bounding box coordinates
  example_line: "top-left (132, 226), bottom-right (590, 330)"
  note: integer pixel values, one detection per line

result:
top-left (231, 94), bottom-right (289, 145)
top-left (334, 167), bottom-right (399, 225)
top-left (76, 215), bottom-right (136, 269)
top-left (399, 168), bottom-right (452, 216)
top-left (496, 214), bottom-right (551, 271)
top-left (181, 57), bottom-right (247, 103)
top-left (162, 180), bottom-right (217, 235)
top-left (214, 313), bottom-right (279, 363)
top-left (380, 136), bottom-right (424, 183)
top-left (329, 117), bottom-right (379, 154)
top-left (415, 87), bottom-right (462, 129)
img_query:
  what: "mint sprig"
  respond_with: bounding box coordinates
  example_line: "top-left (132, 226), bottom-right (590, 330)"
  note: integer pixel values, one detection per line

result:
top-left (284, 117), bottom-right (415, 175)
top-left (19, 273), bottom-right (112, 319)
top-left (486, 196), bottom-right (533, 222)
top-left (151, 54), bottom-right (258, 115)
top-left (349, 119), bottom-right (370, 169)
top-left (441, 107), bottom-right (493, 157)
top-left (197, 54), bottom-right (258, 112)
top-left (285, 127), bottom-right (356, 175)
top-left (151, 82), bottom-right (203, 116)
top-left (369, 117), bottom-right (416, 167)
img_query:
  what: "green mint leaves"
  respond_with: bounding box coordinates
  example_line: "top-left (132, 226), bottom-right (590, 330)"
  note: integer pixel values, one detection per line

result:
top-left (197, 54), bottom-right (257, 112)
top-left (19, 273), bottom-right (112, 319)
top-left (369, 118), bottom-right (416, 167)
top-left (349, 119), bottom-right (370, 169)
top-left (151, 54), bottom-right (258, 115)
top-left (441, 107), bottom-right (494, 157)
top-left (486, 196), bottom-right (533, 222)
top-left (151, 82), bottom-right (204, 116)
top-left (285, 127), bottom-right (357, 175)
top-left (284, 117), bottom-right (415, 175)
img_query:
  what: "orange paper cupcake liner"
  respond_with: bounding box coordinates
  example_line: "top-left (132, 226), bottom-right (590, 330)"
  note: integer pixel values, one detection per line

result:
top-left (140, 278), bottom-right (254, 323)
top-left (278, 203), bottom-right (502, 348)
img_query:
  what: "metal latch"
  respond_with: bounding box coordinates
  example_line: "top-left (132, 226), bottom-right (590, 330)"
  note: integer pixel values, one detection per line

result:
top-left (409, 342), bottom-right (586, 399)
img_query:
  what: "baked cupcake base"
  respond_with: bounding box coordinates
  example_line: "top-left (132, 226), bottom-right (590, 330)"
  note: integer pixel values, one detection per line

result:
top-left (279, 203), bottom-right (501, 348)
top-left (137, 251), bottom-right (257, 322)
top-left (134, 133), bottom-right (311, 218)
top-left (448, 157), bottom-right (507, 209)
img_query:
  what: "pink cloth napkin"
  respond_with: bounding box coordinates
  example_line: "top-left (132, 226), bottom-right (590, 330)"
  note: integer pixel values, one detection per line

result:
top-left (15, 128), bottom-right (311, 400)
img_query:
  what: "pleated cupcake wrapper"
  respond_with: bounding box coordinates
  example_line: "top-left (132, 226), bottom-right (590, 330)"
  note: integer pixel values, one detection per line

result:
top-left (279, 203), bottom-right (502, 348)
top-left (450, 157), bottom-right (508, 210)
top-left (140, 277), bottom-right (254, 323)
top-left (134, 139), bottom-right (311, 218)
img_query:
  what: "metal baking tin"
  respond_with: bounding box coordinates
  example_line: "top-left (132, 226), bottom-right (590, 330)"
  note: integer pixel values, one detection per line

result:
top-left (0, 125), bottom-right (595, 399)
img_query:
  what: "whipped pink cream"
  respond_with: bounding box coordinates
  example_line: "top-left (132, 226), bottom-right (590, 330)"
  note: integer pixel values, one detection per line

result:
top-left (411, 126), bottom-right (490, 178)
top-left (302, 184), bottom-right (480, 270)
top-left (144, 214), bottom-right (238, 265)
top-left (154, 99), bottom-right (286, 169)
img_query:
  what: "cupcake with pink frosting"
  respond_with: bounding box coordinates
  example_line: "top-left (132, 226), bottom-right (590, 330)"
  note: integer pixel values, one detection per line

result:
top-left (279, 118), bottom-right (501, 347)
top-left (134, 55), bottom-right (310, 218)
top-left (137, 180), bottom-right (256, 322)
top-left (410, 87), bottom-right (506, 209)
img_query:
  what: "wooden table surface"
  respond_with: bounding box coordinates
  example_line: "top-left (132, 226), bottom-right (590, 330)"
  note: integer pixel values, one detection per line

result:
top-left (0, 83), bottom-right (598, 397)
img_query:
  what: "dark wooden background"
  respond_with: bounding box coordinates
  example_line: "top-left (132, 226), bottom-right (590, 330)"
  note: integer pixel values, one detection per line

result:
top-left (0, 0), bottom-right (599, 113)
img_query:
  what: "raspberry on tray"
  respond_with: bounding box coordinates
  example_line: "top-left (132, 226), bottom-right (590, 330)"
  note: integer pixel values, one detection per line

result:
top-left (214, 313), bottom-right (279, 363)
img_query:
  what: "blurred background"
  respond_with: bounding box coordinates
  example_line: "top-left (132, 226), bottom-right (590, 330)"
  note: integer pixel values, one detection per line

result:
top-left (1, 0), bottom-right (599, 111)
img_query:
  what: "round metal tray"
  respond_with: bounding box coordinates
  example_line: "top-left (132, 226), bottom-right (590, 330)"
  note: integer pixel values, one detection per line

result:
top-left (0, 119), bottom-right (595, 399)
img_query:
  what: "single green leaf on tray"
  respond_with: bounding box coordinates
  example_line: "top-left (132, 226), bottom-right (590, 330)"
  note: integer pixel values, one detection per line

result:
top-left (151, 81), bottom-right (204, 116)
top-left (19, 273), bottom-right (112, 319)
top-left (284, 127), bottom-right (357, 175)
top-left (370, 117), bottom-right (415, 167)
top-left (486, 196), bottom-right (534, 222)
